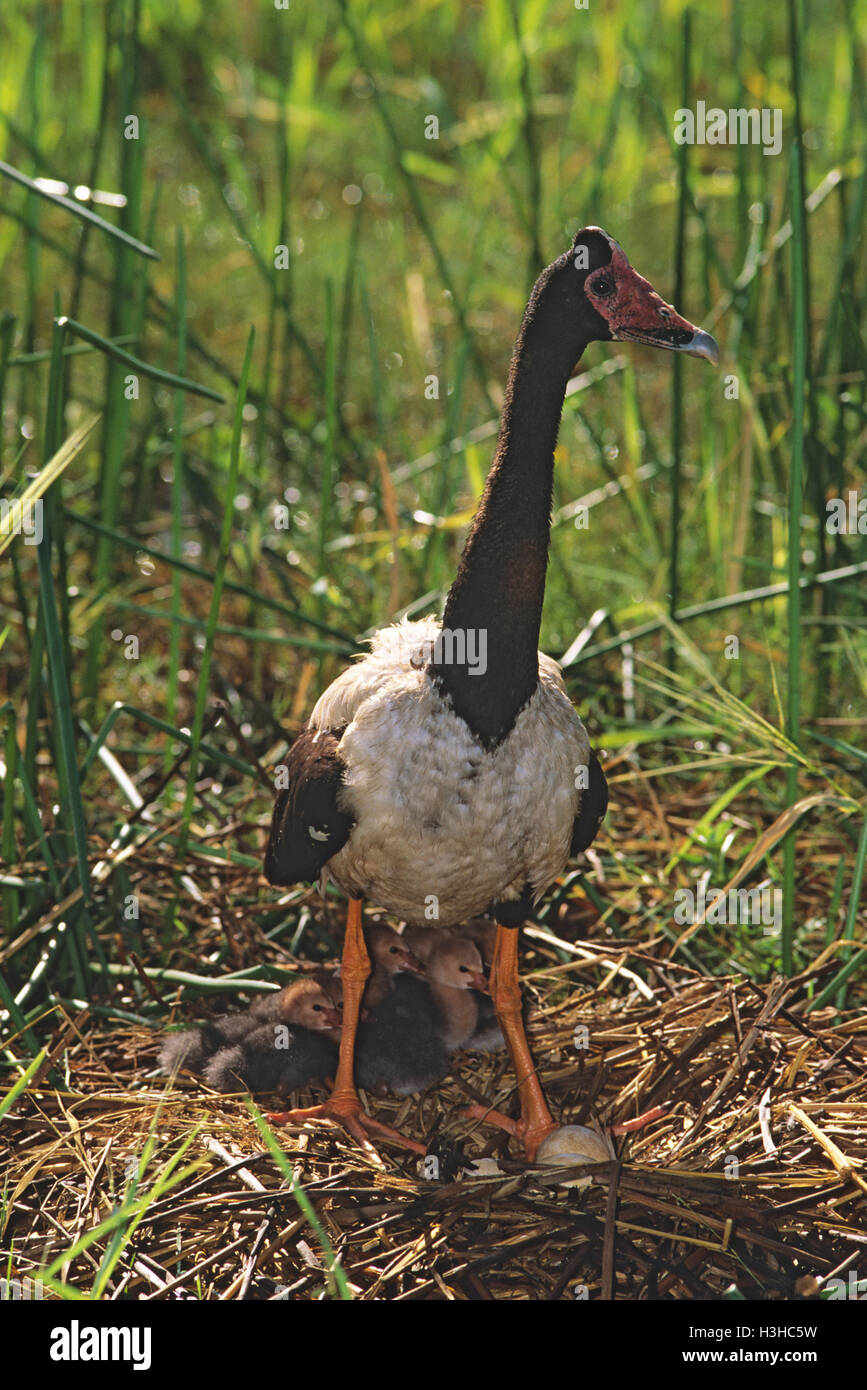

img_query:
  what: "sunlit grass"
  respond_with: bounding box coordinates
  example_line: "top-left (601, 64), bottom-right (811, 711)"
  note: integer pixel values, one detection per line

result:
top-left (0, 0), bottom-right (864, 1060)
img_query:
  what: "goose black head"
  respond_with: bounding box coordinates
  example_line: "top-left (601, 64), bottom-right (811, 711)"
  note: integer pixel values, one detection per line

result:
top-left (571, 225), bottom-right (719, 364)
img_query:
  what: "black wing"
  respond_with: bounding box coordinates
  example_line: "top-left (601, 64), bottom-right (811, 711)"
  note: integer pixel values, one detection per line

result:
top-left (264, 726), bottom-right (355, 885)
top-left (570, 748), bottom-right (608, 856)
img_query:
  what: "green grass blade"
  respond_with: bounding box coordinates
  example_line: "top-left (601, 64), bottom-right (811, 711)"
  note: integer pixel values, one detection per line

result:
top-left (56, 316), bottom-right (224, 403)
top-left (177, 327), bottom-right (255, 854)
top-left (782, 80), bottom-right (808, 977)
top-left (165, 226), bottom-right (187, 763)
top-left (62, 509), bottom-right (355, 644)
top-left (248, 1101), bottom-right (354, 1299)
top-left (668, 6), bottom-right (691, 670)
top-left (36, 324), bottom-right (93, 914)
top-left (0, 158), bottom-right (159, 260)
top-left (0, 1049), bottom-right (48, 1119)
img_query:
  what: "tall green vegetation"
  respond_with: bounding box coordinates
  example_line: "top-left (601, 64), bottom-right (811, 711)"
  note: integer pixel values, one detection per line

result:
top-left (0, 0), bottom-right (864, 1050)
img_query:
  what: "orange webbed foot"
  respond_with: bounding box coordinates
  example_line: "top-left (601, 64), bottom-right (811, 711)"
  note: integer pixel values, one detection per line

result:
top-left (267, 1093), bottom-right (426, 1165)
top-left (462, 1102), bottom-right (558, 1163)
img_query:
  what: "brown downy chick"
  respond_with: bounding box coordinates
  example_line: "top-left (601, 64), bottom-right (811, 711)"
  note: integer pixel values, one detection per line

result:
top-left (400, 923), bottom-right (453, 964)
top-left (454, 918), bottom-right (506, 1051)
top-left (456, 918), bottom-right (497, 967)
top-left (424, 934), bottom-right (489, 1051)
top-left (362, 921), bottom-right (423, 1010)
top-left (355, 933), bottom-right (487, 1095)
top-left (159, 976), bottom-right (341, 1079)
top-left (203, 979), bottom-right (342, 1094)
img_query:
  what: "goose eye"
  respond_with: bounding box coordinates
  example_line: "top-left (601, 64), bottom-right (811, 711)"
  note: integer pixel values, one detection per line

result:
top-left (589, 275), bottom-right (615, 297)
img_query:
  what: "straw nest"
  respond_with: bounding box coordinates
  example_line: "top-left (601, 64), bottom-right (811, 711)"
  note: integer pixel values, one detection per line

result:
top-left (4, 927), bottom-right (866, 1301)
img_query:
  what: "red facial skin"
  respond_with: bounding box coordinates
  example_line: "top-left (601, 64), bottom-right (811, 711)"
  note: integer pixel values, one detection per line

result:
top-left (577, 231), bottom-right (719, 363)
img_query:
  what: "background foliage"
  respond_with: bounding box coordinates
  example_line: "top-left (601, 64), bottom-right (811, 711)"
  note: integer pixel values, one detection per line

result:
top-left (0, 0), bottom-right (865, 1048)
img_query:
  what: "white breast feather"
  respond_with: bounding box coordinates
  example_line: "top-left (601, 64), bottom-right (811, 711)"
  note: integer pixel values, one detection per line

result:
top-left (310, 619), bottom-right (591, 926)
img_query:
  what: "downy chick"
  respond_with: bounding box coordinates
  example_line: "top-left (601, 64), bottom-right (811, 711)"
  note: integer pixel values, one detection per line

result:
top-left (455, 919), bottom-right (506, 1052)
top-left (203, 978), bottom-right (342, 1093)
top-left (362, 921), bottom-right (423, 1010)
top-left (356, 934), bottom-right (489, 1096)
top-left (159, 974), bottom-right (340, 1078)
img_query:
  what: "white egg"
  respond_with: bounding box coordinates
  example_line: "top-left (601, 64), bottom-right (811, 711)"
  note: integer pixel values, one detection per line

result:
top-left (535, 1125), bottom-right (611, 1168)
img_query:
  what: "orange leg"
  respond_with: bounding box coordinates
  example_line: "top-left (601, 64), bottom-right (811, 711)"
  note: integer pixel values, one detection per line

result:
top-left (267, 899), bottom-right (425, 1162)
top-left (610, 1105), bottom-right (667, 1136)
top-left (468, 923), bottom-right (558, 1161)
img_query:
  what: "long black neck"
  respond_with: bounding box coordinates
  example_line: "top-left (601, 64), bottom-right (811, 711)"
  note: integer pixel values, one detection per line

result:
top-left (432, 256), bottom-right (592, 747)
